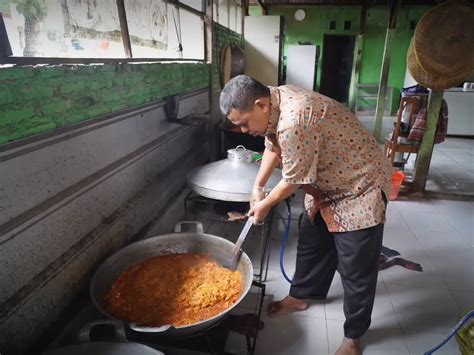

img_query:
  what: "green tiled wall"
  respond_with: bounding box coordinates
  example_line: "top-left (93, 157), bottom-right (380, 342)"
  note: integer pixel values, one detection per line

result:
top-left (0, 62), bottom-right (210, 144)
top-left (249, 4), bottom-right (432, 112)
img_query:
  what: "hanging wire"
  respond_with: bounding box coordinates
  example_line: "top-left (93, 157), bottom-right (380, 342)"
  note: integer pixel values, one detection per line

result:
top-left (172, 6), bottom-right (183, 57)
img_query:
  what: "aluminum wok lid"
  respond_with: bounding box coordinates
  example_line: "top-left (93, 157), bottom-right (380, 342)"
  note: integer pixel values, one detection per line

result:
top-left (187, 146), bottom-right (281, 202)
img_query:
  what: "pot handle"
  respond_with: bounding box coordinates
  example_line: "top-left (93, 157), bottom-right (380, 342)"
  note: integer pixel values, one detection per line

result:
top-left (174, 221), bottom-right (204, 234)
top-left (78, 319), bottom-right (127, 343)
top-left (129, 323), bottom-right (173, 333)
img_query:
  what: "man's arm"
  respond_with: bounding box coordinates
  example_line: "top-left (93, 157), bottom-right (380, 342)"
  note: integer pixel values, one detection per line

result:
top-left (253, 147), bottom-right (280, 189)
top-left (250, 147), bottom-right (281, 207)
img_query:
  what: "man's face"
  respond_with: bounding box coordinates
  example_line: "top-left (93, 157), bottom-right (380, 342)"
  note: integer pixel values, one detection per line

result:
top-left (227, 97), bottom-right (271, 136)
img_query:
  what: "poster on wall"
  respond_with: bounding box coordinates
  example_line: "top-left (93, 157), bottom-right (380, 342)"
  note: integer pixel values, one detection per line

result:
top-left (125, 0), bottom-right (167, 50)
top-left (64, 0), bottom-right (124, 55)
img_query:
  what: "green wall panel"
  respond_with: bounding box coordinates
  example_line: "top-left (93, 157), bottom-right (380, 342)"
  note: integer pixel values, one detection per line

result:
top-left (267, 5), bottom-right (360, 97)
top-left (360, 6), bottom-right (431, 110)
top-left (0, 62), bottom-right (210, 144)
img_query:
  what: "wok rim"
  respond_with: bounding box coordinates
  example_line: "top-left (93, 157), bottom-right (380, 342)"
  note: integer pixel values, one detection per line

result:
top-left (90, 231), bottom-right (254, 332)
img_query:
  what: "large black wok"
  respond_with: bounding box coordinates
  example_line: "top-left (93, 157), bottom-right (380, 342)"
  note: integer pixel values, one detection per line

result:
top-left (90, 222), bottom-right (253, 337)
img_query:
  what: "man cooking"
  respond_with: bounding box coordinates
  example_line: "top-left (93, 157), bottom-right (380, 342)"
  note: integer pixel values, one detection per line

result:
top-left (219, 75), bottom-right (392, 355)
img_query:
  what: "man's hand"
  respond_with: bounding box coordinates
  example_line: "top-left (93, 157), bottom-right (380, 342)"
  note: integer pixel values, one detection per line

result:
top-left (248, 199), bottom-right (272, 225)
top-left (248, 180), bottom-right (301, 224)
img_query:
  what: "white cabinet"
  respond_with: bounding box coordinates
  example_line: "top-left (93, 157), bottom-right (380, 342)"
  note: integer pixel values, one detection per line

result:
top-left (444, 88), bottom-right (474, 136)
top-left (286, 45), bottom-right (317, 90)
top-left (244, 16), bottom-right (282, 86)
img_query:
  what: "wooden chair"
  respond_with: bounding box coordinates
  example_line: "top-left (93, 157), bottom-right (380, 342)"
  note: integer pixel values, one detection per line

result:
top-left (384, 96), bottom-right (424, 166)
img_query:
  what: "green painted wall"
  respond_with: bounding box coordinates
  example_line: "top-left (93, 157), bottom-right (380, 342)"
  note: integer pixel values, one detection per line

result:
top-left (249, 4), bottom-right (432, 112)
top-left (0, 62), bottom-right (210, 144)
top-left (267, 5), bottom-right (360, 92)
top-left (360, 5), bottom-right (431, 110)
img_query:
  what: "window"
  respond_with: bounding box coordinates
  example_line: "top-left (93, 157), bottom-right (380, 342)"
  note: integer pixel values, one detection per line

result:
top-left (3, 0), bottom-right (124, 58)
top-left (344, 20), bottom-right (351, 31)
top-left (126, 0), bottom-right (168, 58)
top-left (236, 4), bottom-right (242, 34)
top-left (1, 0), bottom-right (205, 61)
top-left (329, 20), bottom-right (337, 30)
top-left (180, 9), bottom-right (204, 60)
top-left (217, 0), bottom-right (242, 33)
top-left (179, 0), bottom-right (204, 12)
top-left (229, 1), bottom-right (237, 32)
top-left (218, 0), bottom-right (229, 28)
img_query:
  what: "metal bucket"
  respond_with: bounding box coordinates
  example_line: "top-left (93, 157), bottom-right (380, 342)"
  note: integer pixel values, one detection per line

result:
top-left (90, 222), bottom-right (253, 337)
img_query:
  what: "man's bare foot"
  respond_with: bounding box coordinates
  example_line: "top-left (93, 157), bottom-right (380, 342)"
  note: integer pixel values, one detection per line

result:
top-left (335, 337), bottom-right (361, 355)
top-left (267, 295), bottom-right (308, 318)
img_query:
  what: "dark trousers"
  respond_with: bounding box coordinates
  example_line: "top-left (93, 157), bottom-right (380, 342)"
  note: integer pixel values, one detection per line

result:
top-left (290, 212), bottom-right (384, 339)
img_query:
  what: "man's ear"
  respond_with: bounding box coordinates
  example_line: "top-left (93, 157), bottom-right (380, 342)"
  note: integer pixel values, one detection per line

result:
top-left (254, 97), bottom-right (270, 113)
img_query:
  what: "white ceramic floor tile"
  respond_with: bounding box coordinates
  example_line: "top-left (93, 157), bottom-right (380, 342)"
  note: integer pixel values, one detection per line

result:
top-left (324, 276), bottom-right (400, 329)
top-left (327, 319), bottom-right (409, 355)
top-left (428, 201), bottom-right (474, 247)
top-left (391, 199), bottom-right (434, 216)
top-left (379, 226), bottom-right (449, 290)
top-left (386, 283), bottom-right (461, 335)
top-left (326, 319), bottom-right (345, 354)
top-left (382, 226), bottom-right (424, 253)
top-left (261, 269), bottom-right (293, 300)
top-left (255, 313), bottom-right (329, 355)
top-left (385, 205), bottom-right (409, 230)
top-left (404, 330), bottom-right (461, 355)
top-left (400, 211), bottom-right (457, 234)
top-left (412, 229), bottom-right (470, 254)
top-left (450, 290), bottom-right (474, 314)
top-left (453, 225), bottom-right (474, 247)
top-left (427, 249), bottom-right (474, 292)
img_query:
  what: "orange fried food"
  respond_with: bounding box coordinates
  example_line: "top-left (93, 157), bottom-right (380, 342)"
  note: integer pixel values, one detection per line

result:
top-left (105, 253), bottom-right (243, 327)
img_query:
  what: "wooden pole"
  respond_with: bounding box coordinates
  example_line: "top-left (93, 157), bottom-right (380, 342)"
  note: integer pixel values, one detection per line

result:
top-left (116, 0), bottom-right (132, 58)
top-left (348, 1), bottom-right (367, 111)
top-left (243, 0), bottom-right (249, 16)
top-left (205, 0), bottom-right (213, 64)
top-left (373, 0), bottom-right (400, 140)
top-left (411, 90), bottom-right (444, 193)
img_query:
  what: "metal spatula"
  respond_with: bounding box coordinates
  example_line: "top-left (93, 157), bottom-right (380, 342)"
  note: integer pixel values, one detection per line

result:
top-left (228, 216), bottom-right (254, 270)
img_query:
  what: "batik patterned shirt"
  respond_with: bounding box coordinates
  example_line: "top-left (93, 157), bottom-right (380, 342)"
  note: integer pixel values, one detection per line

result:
top-left (265, 85), bottom-right (391, 232)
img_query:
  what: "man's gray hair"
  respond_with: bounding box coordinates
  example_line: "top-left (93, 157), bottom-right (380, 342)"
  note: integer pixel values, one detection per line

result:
top-left (219, 75), bottom-right (270, 116)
